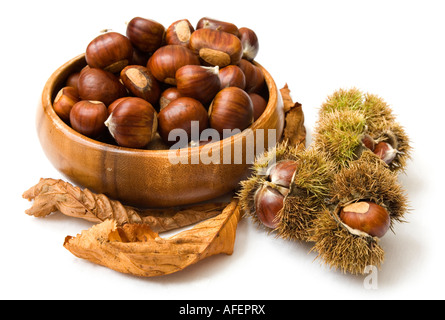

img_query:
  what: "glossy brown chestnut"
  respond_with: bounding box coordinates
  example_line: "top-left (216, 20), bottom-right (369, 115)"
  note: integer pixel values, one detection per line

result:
top-left (158, 97), bottom-right (209, 146)
top-left (85, 32), bottom-right (133, 73)
top-left (373, 141), bottom-right (398, 164)
top-left (219, 65), bottom-right (246, 89)
top-left (249, 93), bottom-right (267, 121)
top-left (159, 87), bottom-right (183, 110)
top-left (120, 65), bottom-right (161, 106)
top-left (208, 87), bottom-right (253, 137)
top-left (165, 19), bottom-right (194, 47)
top-left (78, 67), bottom-right (127, 106)
top-left (196, 17), bottom-right (239, 37)
top-left (238, 59), bottom-right (265, 93)
top-left (107, 97), bottom-right (131, 115)
top-left (66, 72), bottom-right (80, 91)
top-left (189, 28), bottom-right (243, 67)
top-left (254, 185), bottom-right (284, 229)
top-left (105, 97), bottom-right (158, 149)
top-left (70, 100), bottom-right (108, 138)
top-left (147, 45), bottom-right (200, 85)
top-left (339, 201), bottom-right (391, 238)
top-left (267, 160), bottom-right (298, 189)
top-left (126, 17), bottom-right (165, 54)
top-left (53, 86), bottom-right (80, 122)
top-left (238, 27), bottom-right (259, 61)
top-left (175, 65), bottom-right (221, 104)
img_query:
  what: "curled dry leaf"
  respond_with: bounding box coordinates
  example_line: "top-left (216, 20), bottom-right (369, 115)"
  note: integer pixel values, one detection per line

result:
top-left (279, 84), bottom-right (306, 150)
top-left (63, 199), bottom-right (241, 277)
top-left (22, 178), bottom-right (229, 233)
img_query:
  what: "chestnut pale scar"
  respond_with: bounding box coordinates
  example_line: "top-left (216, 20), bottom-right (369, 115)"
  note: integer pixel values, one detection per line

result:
top-left (175, 20), bottom-right (192, 42)
top-left (343, 202), bottom-right (370, 214)
top-left (125, 68), bottom-right (149, 88)
top-left (199, 48), bottom-right (231, 67)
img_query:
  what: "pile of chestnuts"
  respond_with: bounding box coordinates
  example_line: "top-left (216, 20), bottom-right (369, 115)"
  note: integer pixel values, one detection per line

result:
top-left (53, 17), bottom-right (268, 149)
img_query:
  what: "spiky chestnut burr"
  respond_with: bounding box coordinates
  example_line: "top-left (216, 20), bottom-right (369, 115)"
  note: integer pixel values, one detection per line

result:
top-left (309, 151), bottom-right (408, 274)
top-left (239, 143), bottom-right (335, 241)
top-left (253, 160), bottom-right (298, 228)
top-left (239, 88), bottom-right (411, 275)
top-left (313, 88), bottom-right (411, 172)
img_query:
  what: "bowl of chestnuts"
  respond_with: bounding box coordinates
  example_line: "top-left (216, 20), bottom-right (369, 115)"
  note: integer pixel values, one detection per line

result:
top-left (37, 17), bottom-right (285, 207)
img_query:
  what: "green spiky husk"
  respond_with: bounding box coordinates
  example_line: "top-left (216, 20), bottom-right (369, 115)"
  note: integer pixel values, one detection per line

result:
top-left (308, 151), bottom-right (408, 274)
top-left (312, 109), bottom-right (367, 168)
top-left (329, 150), bottom-right (408, 225)
top-left (238, 142), bottom-right (300, 229)
top-left (238, 143), bottom-right (336, 240)
top-left (319, 88), bottom-right (396, 126)
top-left (315, 88), bottom-right (411, 172)
top-left (309, 208), bottom-right (385, 275)
top-left (371, 122), bottom-right (412, 173)
top-left (238, 87), bottom-right (411, 275)
top-left (276, 148), bottom-right (336, 241)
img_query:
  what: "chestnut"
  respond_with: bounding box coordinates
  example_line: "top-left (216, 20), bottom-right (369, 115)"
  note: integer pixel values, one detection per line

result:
top-left (70, 100), bottom-right (108, 138)
top-left (147, 45), bottom-right (200, 85)
top-left (158, 97), bottom-right (209, 146)
top-left (165, 19), bottom-right (194, 47)
top-left (208, 87), bottom-right (254, 137)
top-left (131, 48), bottom-right (151, 66)
top-left (196, 17), bottom-right (239, 37)
top-left (219, 65), bottom-right (246, 90)
top-left (373, 141), bottom-right (398, 164)
top-left (126, 17), bottom-right (165, 54)
top-left (267, 160), bottom-right (298, 189)
top-left (120, 65), bottom-right (161, 106)
top-left (85, 32), bottom-right (133, 73)
top-left (105, 97), bottom-right (158, 149)
top-left (249, 93), bottom-right (267, 121)
top-left (238, 27), bottom-right (259, 61)
top-left (339, 201), bottom-right (391, 238)
top-left (66, 72), bottom-right (80, 91)
top-left (159, 87), bottom-right (183, 110)
top-left (254, 185), bottom-right (284, 229)
top-left (175, 65), bottom-right (221, 104)
top-left (53, 86), bottom-right (80, 123)
top-left (189, 28), bottom-right (243, 67)
top-left (361, 134), bottom-right (376, 151)
top-left (78, 67), bottom-right (127, 106)
top-left (107, 97), bottom-right (131, 115)
top-left (238, 59), bottom-right (265, 93)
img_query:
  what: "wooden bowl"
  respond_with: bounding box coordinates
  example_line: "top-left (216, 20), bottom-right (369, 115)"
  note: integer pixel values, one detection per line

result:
top-left (37, 54), bottom-right (284, 208)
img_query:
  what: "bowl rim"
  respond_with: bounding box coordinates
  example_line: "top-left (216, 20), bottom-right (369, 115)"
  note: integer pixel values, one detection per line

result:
top-left (41, 53), bottom-right (280, 158)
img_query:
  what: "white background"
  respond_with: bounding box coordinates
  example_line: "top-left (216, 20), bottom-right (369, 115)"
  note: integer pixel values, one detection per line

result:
top-left (1, 0), bottom-right (444, 300)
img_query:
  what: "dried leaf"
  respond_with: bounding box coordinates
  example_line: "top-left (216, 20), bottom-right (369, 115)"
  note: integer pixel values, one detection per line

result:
top-left (280, 84), bottom-right (306, 150)
top-left (63, 200), bottom-right (241, 277)
top-left (280, 83), bottom-right (295, 113)
top-left (23, 178), bottom-right (228, 233)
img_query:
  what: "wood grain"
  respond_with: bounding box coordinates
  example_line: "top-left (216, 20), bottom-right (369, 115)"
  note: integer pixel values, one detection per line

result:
top-left (37, 54), bottom-right (284, 207)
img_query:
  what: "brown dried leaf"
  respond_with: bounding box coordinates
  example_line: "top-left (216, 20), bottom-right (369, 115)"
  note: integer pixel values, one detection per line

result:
top-left (63, 200), bottom-right (241, 277)
top-left (22, 178), bottom-right (228, 233)
top-left (280, 83), bottom-right (294, 113)
top-left (280, 84), bottom-right (306, 150)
